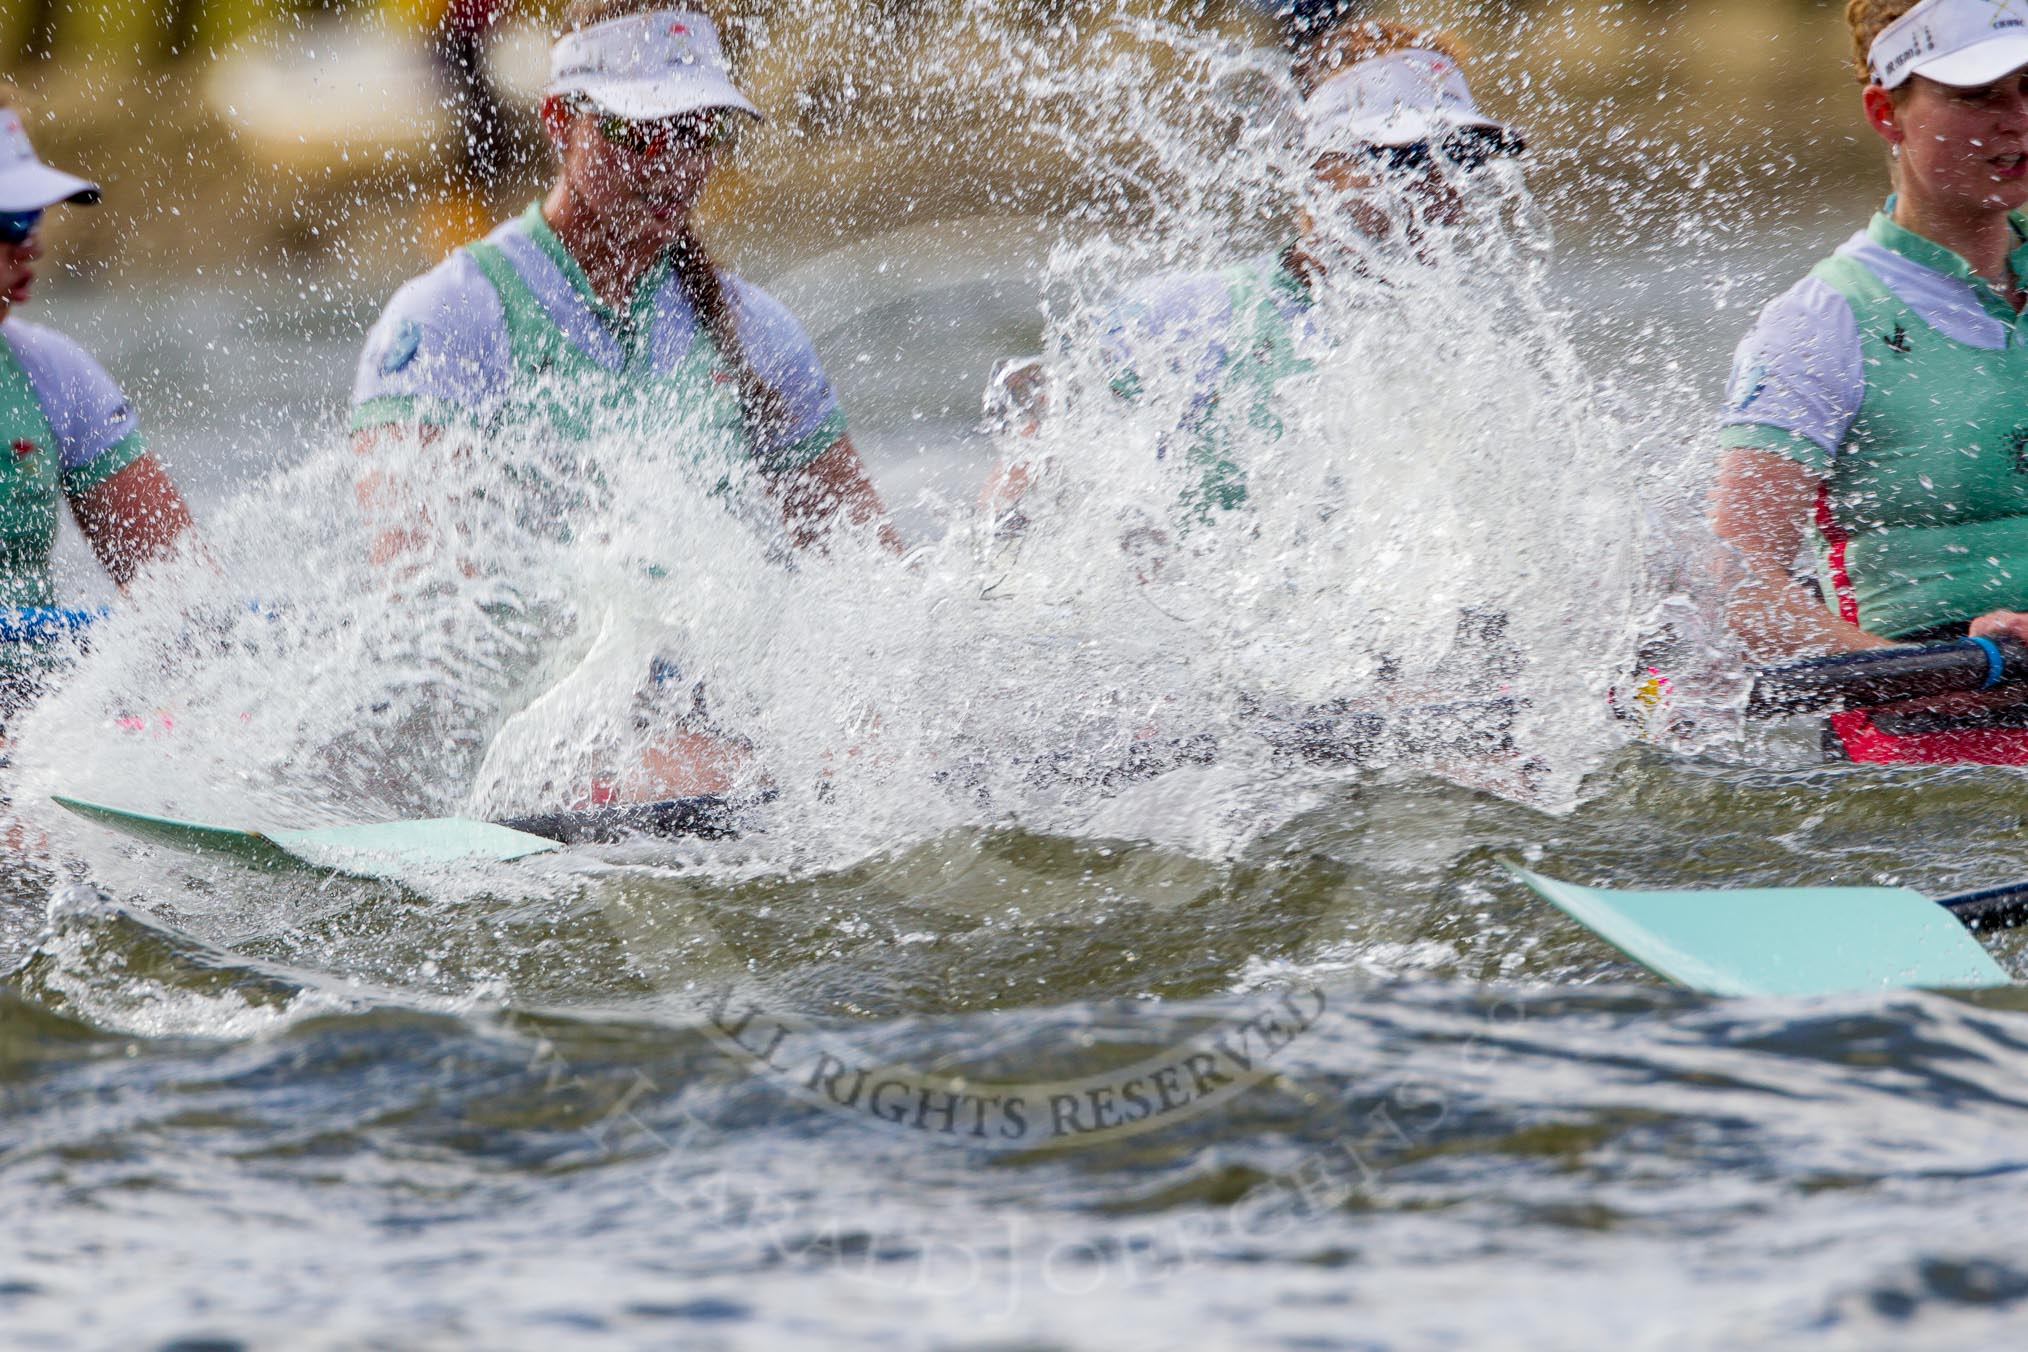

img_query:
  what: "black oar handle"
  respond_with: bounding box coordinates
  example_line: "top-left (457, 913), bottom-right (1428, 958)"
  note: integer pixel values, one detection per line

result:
top-left (1748, 636), bottom-right (2028, 717)
top-left (497, 791), bottom-right (775, 845)
top-left (1941, 879), bottom-right (2028, 934)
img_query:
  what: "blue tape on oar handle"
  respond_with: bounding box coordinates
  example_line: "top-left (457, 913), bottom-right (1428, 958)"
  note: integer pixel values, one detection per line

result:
top-left (1969, 636), bottom-right (2007, 689)
top-left (0, 607), bottom-right (106, 644)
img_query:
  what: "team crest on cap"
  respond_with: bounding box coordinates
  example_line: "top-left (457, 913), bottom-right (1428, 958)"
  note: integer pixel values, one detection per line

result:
top-left (1872, 0), bottom-right (2028, 86)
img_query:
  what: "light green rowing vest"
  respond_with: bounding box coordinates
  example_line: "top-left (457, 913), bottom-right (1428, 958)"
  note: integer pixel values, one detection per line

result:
top-left (1809, 247), bottom-right (2028, 638)
top-left (462, 229), bottom-right (747, 464)
top-left (1113, 254), bottom-right (1315, 518)
top-left (0, 335), bottom-right (65, 611)
top-left (457, 223), bottom-right (761, 540)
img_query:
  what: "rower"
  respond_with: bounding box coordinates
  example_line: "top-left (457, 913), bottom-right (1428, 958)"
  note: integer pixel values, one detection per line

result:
top-left (1713, 0), bottom-right (2028, 764)
top-left (982, 17), bottom-right (1526, 525)
top-left (0, 88), bottom-right (194, 737)
top-left (350, 3), bottom-right (900, 800)
top-left (352, 2), bottom-right (896, 555)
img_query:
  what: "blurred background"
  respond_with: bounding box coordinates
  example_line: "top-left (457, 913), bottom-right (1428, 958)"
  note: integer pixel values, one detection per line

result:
top-left (0, 0), bottom-right (1878, 281)
top-left (0, 0), bottom-right (1892, 561)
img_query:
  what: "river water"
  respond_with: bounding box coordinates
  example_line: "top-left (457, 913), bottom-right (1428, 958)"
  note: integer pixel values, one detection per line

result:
top-left (13, 34), bottom-right (2028, 1352)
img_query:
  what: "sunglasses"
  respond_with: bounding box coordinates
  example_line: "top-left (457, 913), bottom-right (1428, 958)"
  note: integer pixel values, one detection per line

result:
top-left (0, 209), bottom-right (42, 246)
top-left (589, 108), bottom-right (735, 157)
top-left (1357, 129), bottom-right (1525, 175)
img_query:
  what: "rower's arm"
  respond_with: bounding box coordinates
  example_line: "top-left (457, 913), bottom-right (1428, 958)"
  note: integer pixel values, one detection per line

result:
top-left (70, 452), bottom-right (195, 590)
top-left (1709, 446), bottom-right (1891, 658)
top-left (767, 435), bottom-right (903, 556)
top-left (353, 424), bottom-right (445, 566)
top-left (976, 355), bottom-right (1054, 530)
top-left (979, 459), bottom-right (1036, 519)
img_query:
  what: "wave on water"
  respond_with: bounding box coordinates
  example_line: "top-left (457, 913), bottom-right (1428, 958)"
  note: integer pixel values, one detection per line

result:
top-left (12, 14), bottom-right (2028, 1348)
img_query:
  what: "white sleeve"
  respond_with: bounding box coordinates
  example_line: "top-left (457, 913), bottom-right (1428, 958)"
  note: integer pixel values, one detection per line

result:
top-left (350, 255), bottom-right (510, 429)
top-left (1717, 276), bottom-right (1863, 467)
top-left (726, 279), bottom-right (847, 472)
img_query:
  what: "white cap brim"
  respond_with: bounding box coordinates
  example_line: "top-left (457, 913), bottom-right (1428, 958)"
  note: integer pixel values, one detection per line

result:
top-left (1908, 35), bottom-right (2028, 87)
top-left (1339, 109), bottom-right (1505, 148)
top-left (0, 162), bottom-right (99, 212)
top-left (1302, 50), bottom-right (1516, 155)
top-left (555, 73), bottom-right (761, 121)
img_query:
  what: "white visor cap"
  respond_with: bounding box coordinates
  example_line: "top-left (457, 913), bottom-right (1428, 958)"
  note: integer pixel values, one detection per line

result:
top-left (1302, 50), bottom-right (1508, 151)
top-left (1870, 0), bottom-right (2028, 90)
top-left (549, 10), bottom-right (760, 121)
top-left (0, 110), bottom-right (99, 213)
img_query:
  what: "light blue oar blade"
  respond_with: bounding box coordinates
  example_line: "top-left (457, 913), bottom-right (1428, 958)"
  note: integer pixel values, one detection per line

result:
top-left (1505, 864), bottom-right (2011, 996)
top-left (53, 794), bottom-right (302, 871)
top-left (269, 818), bottom-right (559, 869)
top-left (54, 795), bottom-right (559, 877)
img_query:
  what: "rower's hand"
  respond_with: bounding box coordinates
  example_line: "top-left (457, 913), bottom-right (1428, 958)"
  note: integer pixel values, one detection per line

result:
top-left (1970, 610), bottom-right (2028, 646)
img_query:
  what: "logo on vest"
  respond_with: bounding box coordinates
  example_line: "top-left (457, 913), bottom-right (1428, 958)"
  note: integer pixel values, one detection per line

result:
top-left (380, 319), bottom-right (423, 375)
top-left (1726, 358), bottom-right (1769, 413)
top-left (1883, 323), bottom-right (1913, 355)
top-left (10, 438), bottom-right (38, 459)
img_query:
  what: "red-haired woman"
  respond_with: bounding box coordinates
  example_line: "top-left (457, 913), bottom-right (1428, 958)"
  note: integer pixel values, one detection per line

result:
top-left (1715, 0), bottom-right (2028, 762)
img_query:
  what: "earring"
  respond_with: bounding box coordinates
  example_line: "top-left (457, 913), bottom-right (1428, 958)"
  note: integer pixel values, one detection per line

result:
top-left (1892, 142), bottom-right (1902, 159)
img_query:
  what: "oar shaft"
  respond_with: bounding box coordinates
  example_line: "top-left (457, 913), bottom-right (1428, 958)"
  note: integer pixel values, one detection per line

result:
top-left (1941, 879), bottom-right (2028, 934)
top-left (1749, 636), bottom-right (2028, 717)
top-left (495, 792), bottom-right (773, 844)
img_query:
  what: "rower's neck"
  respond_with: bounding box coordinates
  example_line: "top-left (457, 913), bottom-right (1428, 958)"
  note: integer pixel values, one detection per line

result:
top-left (1894, 194), bottom-right (2023, 306)
top-left (542, 183), bottom-right (668, 314)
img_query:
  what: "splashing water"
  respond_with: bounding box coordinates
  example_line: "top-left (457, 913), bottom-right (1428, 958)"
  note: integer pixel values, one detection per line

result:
top-left (6, 11), bottom-right (1675, 888)
top-left (20, 13), bottom-right (2028, 1350)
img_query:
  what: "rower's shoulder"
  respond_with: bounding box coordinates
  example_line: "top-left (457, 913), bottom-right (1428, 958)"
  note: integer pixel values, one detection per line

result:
top-left (1722, 258), bottom-right (1866, 432)
top-left (376, 246), bottom-right (500, 326)
top-left (357, 247), bottom-right (507, 383)
top-left (1106, 265), bottom-right (1240, 337)
top-left (717, 274), bottom-right (827, 375)
top-left (718, 272), bottom-right (802, 332)
top-left (0, 317), bottom-right (94, 369)
top-left (0, 319), bottom-right (125, 407)
top-left (353, 248), bottom-right (510, 409)
top-left (1742, 264), bottom-right (1861, 346)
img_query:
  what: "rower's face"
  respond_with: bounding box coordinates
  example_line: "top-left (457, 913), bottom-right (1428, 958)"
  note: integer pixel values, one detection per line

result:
top-left (1878, 71), bottom-right (2028, 213)
top-left (547, 97), bottom-right (723, 242)
top-left (0, 229), bottom-right (40, 323)
top-left (1298, 148), bottom-right (1471, 271)
top-left (1312, 151), bottom-right (1468, 230)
